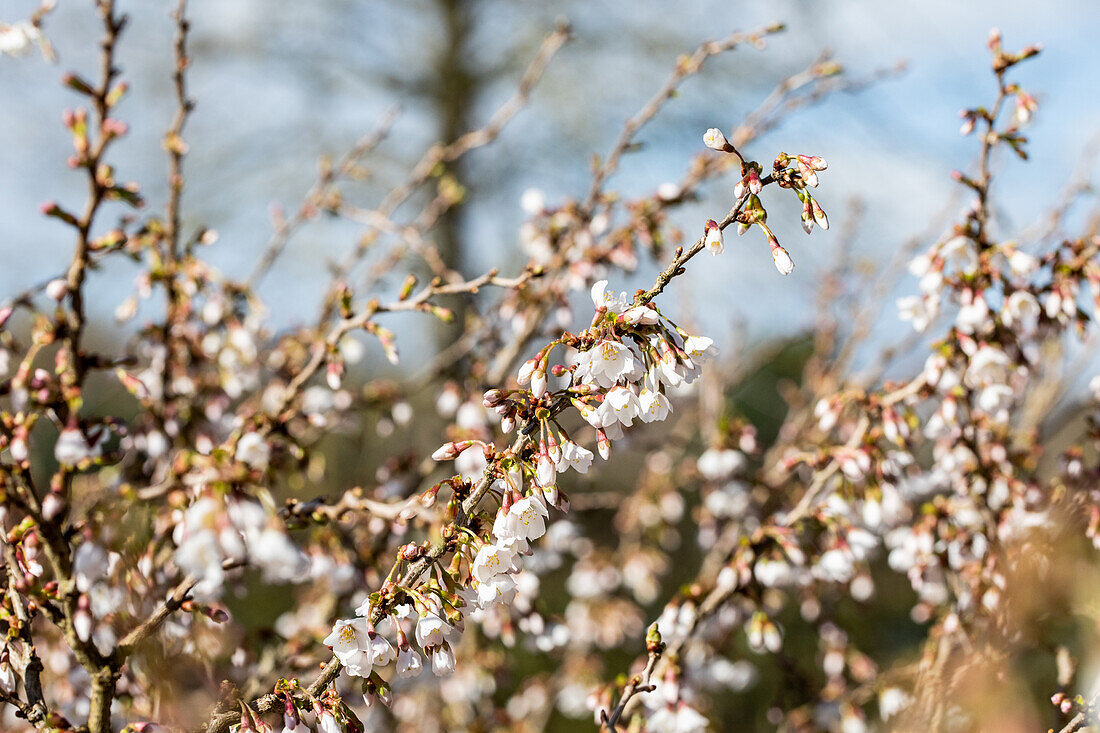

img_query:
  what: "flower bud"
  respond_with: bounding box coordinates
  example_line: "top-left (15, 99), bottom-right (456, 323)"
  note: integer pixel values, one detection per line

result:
top-left (799, 154), bottom-right (828, 171)
top-left (645, 621), bottom-right (664, 653)
top-left (747, 167), bottom-right (763, 195)
top-left (42, 491), bottom-right (65, 521)
top-left (959, 109), bottom-right (976, 136)
top-left (771, 242), bottom-right (794, 276)
top-left (45, 279), bottom-right (68, 301)
top-left (517, 357), bottom-right (537, 385)
top-left (596, 429), bottom-right (611, 460)
top-left (800, 199), bottom-right (814, 234)
top-left (810, 198), bottom-right (829, 230)
top-left (531, 368), bottom-right (547, 397)
top-left (704, 219), bottom-right (724, 256)
top-left (702, 127), bottom-right (729, 151)
top-left (795, 158), bottom-right (818, 187)
top-left (431, 441), bottom-right (472, 462)
top-left (326, 360), bottom-right (343, 390)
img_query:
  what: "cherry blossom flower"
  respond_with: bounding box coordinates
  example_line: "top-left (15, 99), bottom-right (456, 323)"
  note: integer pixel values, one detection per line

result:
top-left (54, 427), bottom-right (101, 466)
top-left (492, 495), bottom-right (549, 544)
top-left (702, 128), bottom-right (729, 151)
top-left (0, 21), bottom-right (41, 57)
top-left (602, 385), bottom-right (641, 427)
top-left (396, 644), bottom-right (423, 679)
top-left (575, 340), bottom-right (641, 388)
top-left (555, 440), bottom-right (594, 474)
top-left (897, 295), bottom-right (937, 332)
top-left (429, 642), bottom-right (456, 676)
top-left (704, 219), bottom-right (724, 255)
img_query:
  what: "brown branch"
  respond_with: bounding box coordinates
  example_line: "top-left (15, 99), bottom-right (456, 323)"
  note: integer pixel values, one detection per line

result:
top-left (255, 265), bottom-right (538, 433)
top-left (113, 559), bottom-right (242, 662)
top-left (0, 540), bottom-right (51, 728)
top-left (635, 181), bottom-right (766, 306)
top-left (600, 642), bottom-right (663, 731)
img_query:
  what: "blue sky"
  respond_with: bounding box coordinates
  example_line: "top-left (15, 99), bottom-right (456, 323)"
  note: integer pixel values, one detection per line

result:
top-left (0, 0), bottom-right (1097, 374)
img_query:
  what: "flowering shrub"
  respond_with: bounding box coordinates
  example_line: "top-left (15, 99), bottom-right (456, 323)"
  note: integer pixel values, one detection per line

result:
top-left (1, 3), bottom-right (1099, 733)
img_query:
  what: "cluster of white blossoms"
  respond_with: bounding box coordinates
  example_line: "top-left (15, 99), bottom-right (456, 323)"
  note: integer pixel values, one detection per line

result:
top-left (323, 596), bottom-right (461, 681)
top-left (403, 278), bottom-right (722, 684)
top-left (172, 495), bottom-right (309, 598)
top-left (322, 616), bottom-right (396, 678)
top-left (898, 234), bottom-right (1045, 338)
top-left (564, 281), bottom-right (715, 459)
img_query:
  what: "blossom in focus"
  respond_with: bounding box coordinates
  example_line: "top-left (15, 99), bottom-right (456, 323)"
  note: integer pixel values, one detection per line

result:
top-left (770, 242), bottom-right (795, 276)
top-left (704, 219), bottom-right (724, 255)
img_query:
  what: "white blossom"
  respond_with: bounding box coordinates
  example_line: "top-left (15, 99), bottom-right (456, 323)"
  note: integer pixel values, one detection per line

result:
top-left (771, 244), bottom-right (795, 275)
top-left (0, 21), bottom-right (41, 57)
top-left (603, 385), bottom-right (640, 427)
top-left (555, 440), bottom-right (594, 474)
top-left (1003, 290), bottom-right (1040, 332)
top-left (639, 386), bottom-right (672, 423)
top-left (396, 646), bottom-right (423, 678)
top-left (235, 432), bottom-right (271, 470)
top-left (897, 295), bottom-right (937, 333)
top-left (648, 702), bottom-right (709, 733)
top-left (430, 642), bottom-right (456, 676)
top-left (322, 617), bottom-right (373, 675)
top-left (940, 235), bottom-right (979, 275)
top-left (55, 427), bottom-right (100, 466)
top-left (697, 448), bottom-right (744, 481)
top-left (704, 220), bottom-right (724, 255)
top-left (415, 606), bottom-right (456, 649)
top-left (492, 495), bottom-right (549, 544)
top-left (590, 280), bottom-right (629, 314)
top-left (575, 340), bottom-right (641, 388)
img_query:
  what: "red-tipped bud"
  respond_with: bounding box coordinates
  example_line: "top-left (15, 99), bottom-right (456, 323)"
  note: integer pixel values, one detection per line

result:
top-left (431, 441), bottom-right (472, 462)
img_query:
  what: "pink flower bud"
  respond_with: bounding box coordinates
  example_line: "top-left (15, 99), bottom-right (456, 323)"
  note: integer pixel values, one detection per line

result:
top-left (747, 167), bottom-right (762, 195)
top-left (431, 441), bottom-right (471, 461)
top-left (596, 429), bottom-right (611, 460)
